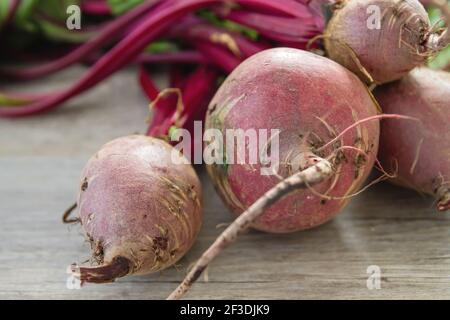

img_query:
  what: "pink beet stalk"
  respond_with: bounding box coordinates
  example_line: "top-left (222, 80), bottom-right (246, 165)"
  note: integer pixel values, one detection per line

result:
top-left (138, 66), bottom-right (160, 100)
top-left (196, 42), bottom-right (241, 72)
top-left (170, 18), bottom-right (270, 58)
top-left (238, 0), bottom-right (313, 18)
top-left (81, 0), bottom-right (112, 15)
top-left (0, 0), bottom-right (324, 117)
top-left (147, 65), bottom-right (218, 140)
top-left (218, 10), bottom-right (320, 43)
top-left (0, 0), bottom-right (220, 117)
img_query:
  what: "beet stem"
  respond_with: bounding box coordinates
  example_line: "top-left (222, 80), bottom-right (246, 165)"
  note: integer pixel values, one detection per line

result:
top-left (167, 157), bottom-right (333, 300)
top-left (0, 0), bottom-right (218, 117)
top-left (138, 66), bottom-right (160, 100)
top-left (70, 256), bottom-right (132, 284)
top-left (81, 0), bottom-right (112, 15)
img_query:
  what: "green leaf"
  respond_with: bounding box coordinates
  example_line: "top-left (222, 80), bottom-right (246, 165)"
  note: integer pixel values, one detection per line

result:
top-left (107, 0), bottom-right (144, 15)
top-left (428, 7), bottom-right (445, 27)
top-left (38, 0), bottom-right (81, 21)
top-left (13, 0), bottom-right (82, 35)
top-left (38, 18), bottom-right (93, 43)
top-left (197, 9), bottom-right (259, 40)
top-left (429, 46), bottom-right (450, 69)
top-left (0, 1), bottom-right (12, 26)
top-left (146, 41), bottom-right (179, 54)
top-left (427, 7), bottom-right (450, 69)
top-left (0, 94), bottom-right (32, 107)
top-left (13, 0), bottom-right (40, 32)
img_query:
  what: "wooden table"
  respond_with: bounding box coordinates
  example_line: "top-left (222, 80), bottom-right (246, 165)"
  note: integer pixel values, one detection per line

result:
top-left (1, 68), bottom-right (449, 300)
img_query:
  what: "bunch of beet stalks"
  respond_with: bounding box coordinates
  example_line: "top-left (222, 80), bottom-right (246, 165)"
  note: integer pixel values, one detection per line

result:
top-left (2, 0), bottom-right (450, 300)
top-left (0, 0), bottom-right (326, 139)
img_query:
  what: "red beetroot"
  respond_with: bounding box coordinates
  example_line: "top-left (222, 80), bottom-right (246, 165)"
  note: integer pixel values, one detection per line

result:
top-left (69, 135), bottom-right (202, 284)
top-left (375, 67), bottom-right (450, 211)
top-left (324, 0), bottom-right (448, 85)
top-left (167, 48), bottom-right (381, 299)
top-left (204, 48), bottom-right (380, 233)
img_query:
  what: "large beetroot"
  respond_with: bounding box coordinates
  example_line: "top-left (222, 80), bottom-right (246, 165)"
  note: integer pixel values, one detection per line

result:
top-left (205, 48), bottom-right (380, 233)
top-left (324, 0), bottom-right (448, 85)
top-left (167, 48), bottom-right (381, 299)
top-left (375, 68), bottom-right (450, 211)
top-left (69, 135), bottom-right (202, 284)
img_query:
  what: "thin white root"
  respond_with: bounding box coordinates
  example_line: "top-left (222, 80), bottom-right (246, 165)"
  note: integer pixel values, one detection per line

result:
top-left (315, 114), bottom-right (420, 153)
top-left (167, 158), bottom-right (333, 300)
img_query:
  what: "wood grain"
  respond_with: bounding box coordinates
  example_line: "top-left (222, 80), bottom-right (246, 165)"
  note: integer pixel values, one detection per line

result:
top-left (1, 68), bottom-right (449, 300)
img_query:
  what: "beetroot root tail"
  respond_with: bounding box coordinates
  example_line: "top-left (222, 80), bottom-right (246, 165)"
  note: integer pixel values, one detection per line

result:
top-left (167, 157), bottom-right (333, 300)
top-left (69, 256), bottom-right (132, 285)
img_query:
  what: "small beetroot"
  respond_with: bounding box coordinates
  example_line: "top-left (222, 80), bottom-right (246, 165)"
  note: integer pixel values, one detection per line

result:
top-left (69, 135), bottom-right (202, 284)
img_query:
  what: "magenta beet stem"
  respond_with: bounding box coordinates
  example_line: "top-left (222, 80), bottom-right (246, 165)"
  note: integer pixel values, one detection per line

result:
top-left (0, 0), bottom-right (318, 117)
top-left (220, 10), bottom-right (320, 43)
top-left (169, 67), bottom-right (188, 90)
top-left (238, 0), bottom-right (313, 18)
top-left (196, 41), bottom-right (241, 73)
top-left (169, 18), bottom-right (270, 58)
top-left (0, 0), bottom-right (220, 117)
top-left (147, 66), bottom-right (218, 138)
top-left (138, 66), bottom-right (160, 100)
top-left (85, 50), bottom-right (208, 66)
top-left (139, 51), bottom-right (209, 64)
top-left (81, 0), bottom-right (112, 15)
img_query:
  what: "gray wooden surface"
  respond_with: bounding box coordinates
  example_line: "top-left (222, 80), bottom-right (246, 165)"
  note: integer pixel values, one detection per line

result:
top-left (1, 68), bottom-right (450, 300)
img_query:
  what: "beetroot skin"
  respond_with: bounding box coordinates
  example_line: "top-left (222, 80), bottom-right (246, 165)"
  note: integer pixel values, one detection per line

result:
top-left (376, 68), bottom-right (450, 211)
top-left (71, 135), bottom-right (202, 284)
top-left (325, 0), bottom-right (432, 85)
top-left (205, 48), bottom-right (380, 233)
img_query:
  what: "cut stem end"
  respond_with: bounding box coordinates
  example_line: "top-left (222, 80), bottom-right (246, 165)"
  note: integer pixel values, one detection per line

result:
top-left (69, 256), bottom-right (132, 285)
